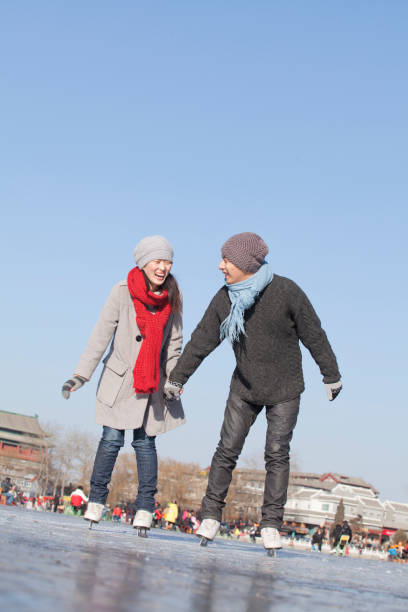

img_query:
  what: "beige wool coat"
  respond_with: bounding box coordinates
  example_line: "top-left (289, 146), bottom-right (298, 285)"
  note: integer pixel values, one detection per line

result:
top-left (75, 280), bottom-right (185, 434)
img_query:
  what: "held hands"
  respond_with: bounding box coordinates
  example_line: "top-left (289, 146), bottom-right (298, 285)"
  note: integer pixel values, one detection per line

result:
top-left (61, 375), bottom-right (88, 399)
top-left (325, 381), bottom-right (342, 401)
top-left (164, 379), bottom-right (183, 401)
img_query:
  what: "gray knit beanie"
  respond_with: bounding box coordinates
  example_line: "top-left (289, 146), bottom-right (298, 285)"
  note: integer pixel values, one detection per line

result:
top-left (221, 232), bottom-right (269, 273)
top-left (133, 235), bottom-right (174, 269)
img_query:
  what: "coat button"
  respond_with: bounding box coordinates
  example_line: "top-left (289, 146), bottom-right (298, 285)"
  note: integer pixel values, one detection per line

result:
top-left (136, 335), bottom-right (143, 342)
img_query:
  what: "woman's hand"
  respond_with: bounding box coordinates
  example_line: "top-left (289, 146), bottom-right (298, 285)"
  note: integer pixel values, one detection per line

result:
top-left (61, 375), bottom-right (88, 399)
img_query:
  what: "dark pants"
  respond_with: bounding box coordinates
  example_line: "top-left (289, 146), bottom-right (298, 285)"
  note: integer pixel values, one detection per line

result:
top-left (202, 391), bottom-right (300, 529)
top-left (89, 425), bottom-right (158, 512)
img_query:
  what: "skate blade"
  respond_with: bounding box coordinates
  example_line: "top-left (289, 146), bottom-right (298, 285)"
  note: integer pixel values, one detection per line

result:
top-left (199, 536), bottom-right (210, 547)
top-left (137, 528), bottom-right (149, 538)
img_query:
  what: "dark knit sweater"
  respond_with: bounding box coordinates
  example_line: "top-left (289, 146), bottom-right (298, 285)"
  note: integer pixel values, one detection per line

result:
top-left (170, 275), bottom-right (341, 405)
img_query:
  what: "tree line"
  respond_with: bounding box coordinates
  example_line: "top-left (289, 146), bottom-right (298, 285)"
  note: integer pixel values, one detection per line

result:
top-left (38, 423), bottom-right (207, 510)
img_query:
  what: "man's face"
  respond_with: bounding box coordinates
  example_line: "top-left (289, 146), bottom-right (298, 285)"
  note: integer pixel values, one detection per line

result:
top-left (218, 257), bottom-right (253, 285)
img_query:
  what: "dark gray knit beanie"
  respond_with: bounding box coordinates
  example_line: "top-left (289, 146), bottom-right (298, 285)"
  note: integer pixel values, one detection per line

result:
top-left (221, 232), bottom-right (269, 273)
top-left (133, 235), bottom-right (174, 269)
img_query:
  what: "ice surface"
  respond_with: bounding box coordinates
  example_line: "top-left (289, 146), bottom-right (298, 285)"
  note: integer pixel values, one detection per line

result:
top-left (1, 505), bottom-right (407, 611)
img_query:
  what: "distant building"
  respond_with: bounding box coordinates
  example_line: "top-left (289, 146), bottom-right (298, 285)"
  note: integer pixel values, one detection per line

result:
top-left (223, 469), bottom-right (408, 537)
top-left (284, 472), bottom-right (383, 531)
top-left (383, 501), bottom-right (408, 532)
top-left (0, 410), bottom-right (50, 493)
top-left (229, 468), bottom-right (265, 521)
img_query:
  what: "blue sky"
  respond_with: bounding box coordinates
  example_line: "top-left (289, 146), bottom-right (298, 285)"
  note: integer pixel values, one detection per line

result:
top-left (1, 1), bottom-right (407, 502)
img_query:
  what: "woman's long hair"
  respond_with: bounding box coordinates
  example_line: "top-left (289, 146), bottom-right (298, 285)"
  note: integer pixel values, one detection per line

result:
top-left (163, 273), bottom-right (182, 314)
top-left (142, 271), bottom-right (182, 314)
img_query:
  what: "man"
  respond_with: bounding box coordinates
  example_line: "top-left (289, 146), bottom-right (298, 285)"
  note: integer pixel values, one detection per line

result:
top-left (1, 476), bottom-right (11, 498)
top-left (1, 477), bottom-right (15, 505)
top-left (164, 232), bottom-right (342, 553)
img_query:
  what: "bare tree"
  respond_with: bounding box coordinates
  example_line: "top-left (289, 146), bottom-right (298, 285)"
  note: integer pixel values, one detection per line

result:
top-left (240, 453), bottom-right (263, 470)
top-left (350, 513), bottom-right (364, 538)
top-left (40, 422), bottom-right (98, 496)
top-left (392, 529), bottom-right (408, 546)
top-left (158, 458), bottom-right (202, 509)
top-left (108, 452), bottom-right (138, 506)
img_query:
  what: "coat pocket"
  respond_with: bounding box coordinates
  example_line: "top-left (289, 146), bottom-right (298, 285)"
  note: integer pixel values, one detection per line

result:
top-left (97, 355), bottom-right (129, 407)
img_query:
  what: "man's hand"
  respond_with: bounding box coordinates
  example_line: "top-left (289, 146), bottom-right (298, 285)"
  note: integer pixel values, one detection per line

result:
top-left (164, 380), bottom-right (183, 401)
top-left (61, 375), bottom-right (88, 399)
top-left (325, 381), bottom-right (342, 401)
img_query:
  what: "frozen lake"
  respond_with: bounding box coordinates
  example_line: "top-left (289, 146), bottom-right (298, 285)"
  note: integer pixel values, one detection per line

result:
top-left (1, 505), bottom-right (407, 611)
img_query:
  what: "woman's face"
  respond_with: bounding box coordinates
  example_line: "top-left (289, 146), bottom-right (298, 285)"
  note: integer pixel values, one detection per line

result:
top-left (218, 257), bottom-right (253, 285)
top-left (143, 259), bottom-right (172, 291)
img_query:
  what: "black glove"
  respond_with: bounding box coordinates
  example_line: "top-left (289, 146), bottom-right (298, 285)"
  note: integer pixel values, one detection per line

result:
top-left (61, 376), bottom-right (87, 399)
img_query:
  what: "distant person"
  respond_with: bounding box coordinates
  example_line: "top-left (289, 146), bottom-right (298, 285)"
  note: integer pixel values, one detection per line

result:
top-left (153, 503), bottom-right (164, 528)
top-left (340, 520), bottom-right (352, 544)
top-left (70, 486), bottom-right (88, 516)
top-left (249, 523), bottom-right (257, 543)
top-left (52, 492), bottom-right (61, 513)
top-left (61, 237), bottom-right (185, 535)
top-left (6, 485), bottom-right (17, 506)
top-left (331, 520), bottom-right (352, 552)
top-left (165, 232), bottom-right (342, 554)
top-left (311, 527), bottom-right (324, 552)
top-left (1, 477), bottom-right (13, 504)
top-left (112, 506), bottom-right (122, 524)
top-left (163, 501), bottom-right (178, 530)
top-left (1, 476), bottom-right (11, 493)
top-left (190, 510), bottom-right (198, 532)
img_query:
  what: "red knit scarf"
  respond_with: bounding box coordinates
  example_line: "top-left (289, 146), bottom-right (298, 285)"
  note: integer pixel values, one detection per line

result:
top-left (127, 267), bottom-right (171, 394)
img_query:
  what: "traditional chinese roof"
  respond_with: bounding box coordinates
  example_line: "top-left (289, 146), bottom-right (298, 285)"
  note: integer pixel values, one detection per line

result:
top-left (292, 489), bottom-right (316, 499)
top-left (358, 497), bottom-right (384, 509)
top-left (384, 501), bottom-right (408, 513)
top-left (289, 472), bottom-right (378, 495)
top-left (0, 410), bottom-right (48, 441)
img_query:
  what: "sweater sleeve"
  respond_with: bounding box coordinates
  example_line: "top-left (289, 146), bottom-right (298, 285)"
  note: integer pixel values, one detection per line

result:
top-left (74, 283), bottom-right (121, 380)
top-left (289, 282), bottom-right (341, 384)
top-left (169, 290), bottom-right (226, 385)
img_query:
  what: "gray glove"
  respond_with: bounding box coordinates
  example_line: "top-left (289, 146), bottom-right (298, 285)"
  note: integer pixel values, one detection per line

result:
top-left (61, 375), bottom-right (87, 399)
top-left (164, 380), bottom-right (183, 401)
top-left (325, 381), bottom-right (342, 401)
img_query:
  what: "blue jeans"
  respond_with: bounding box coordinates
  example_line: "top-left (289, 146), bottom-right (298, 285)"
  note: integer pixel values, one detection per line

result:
top-left (89, 426), bottom-right (158, 512)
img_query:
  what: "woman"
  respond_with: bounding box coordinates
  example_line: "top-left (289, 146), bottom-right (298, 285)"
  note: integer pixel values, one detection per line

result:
top-left (61, 235), bottom-right (185, 535)
top-left (163, 500), bottom-right (178, 530)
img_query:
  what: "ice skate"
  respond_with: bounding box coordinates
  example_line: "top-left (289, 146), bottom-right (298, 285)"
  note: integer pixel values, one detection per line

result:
top-left (133, 509), bottom-right (152, 538)
top-left (261, 527), bottom-right (282, 557)
top-left (196, 519), bottom-right (220, 547)
top-left (84, 502), bottom-right (104, 529)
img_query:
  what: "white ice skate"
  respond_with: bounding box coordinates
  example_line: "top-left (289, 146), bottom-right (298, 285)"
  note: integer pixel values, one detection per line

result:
top-left (261, 527), bottom-right (282, 557)
top-left (196, 519), bottom-right (220, 547)
top-left (84, 502), bottom-right (104, 529)
top-left (133, 510), bottom-right (152, 538)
